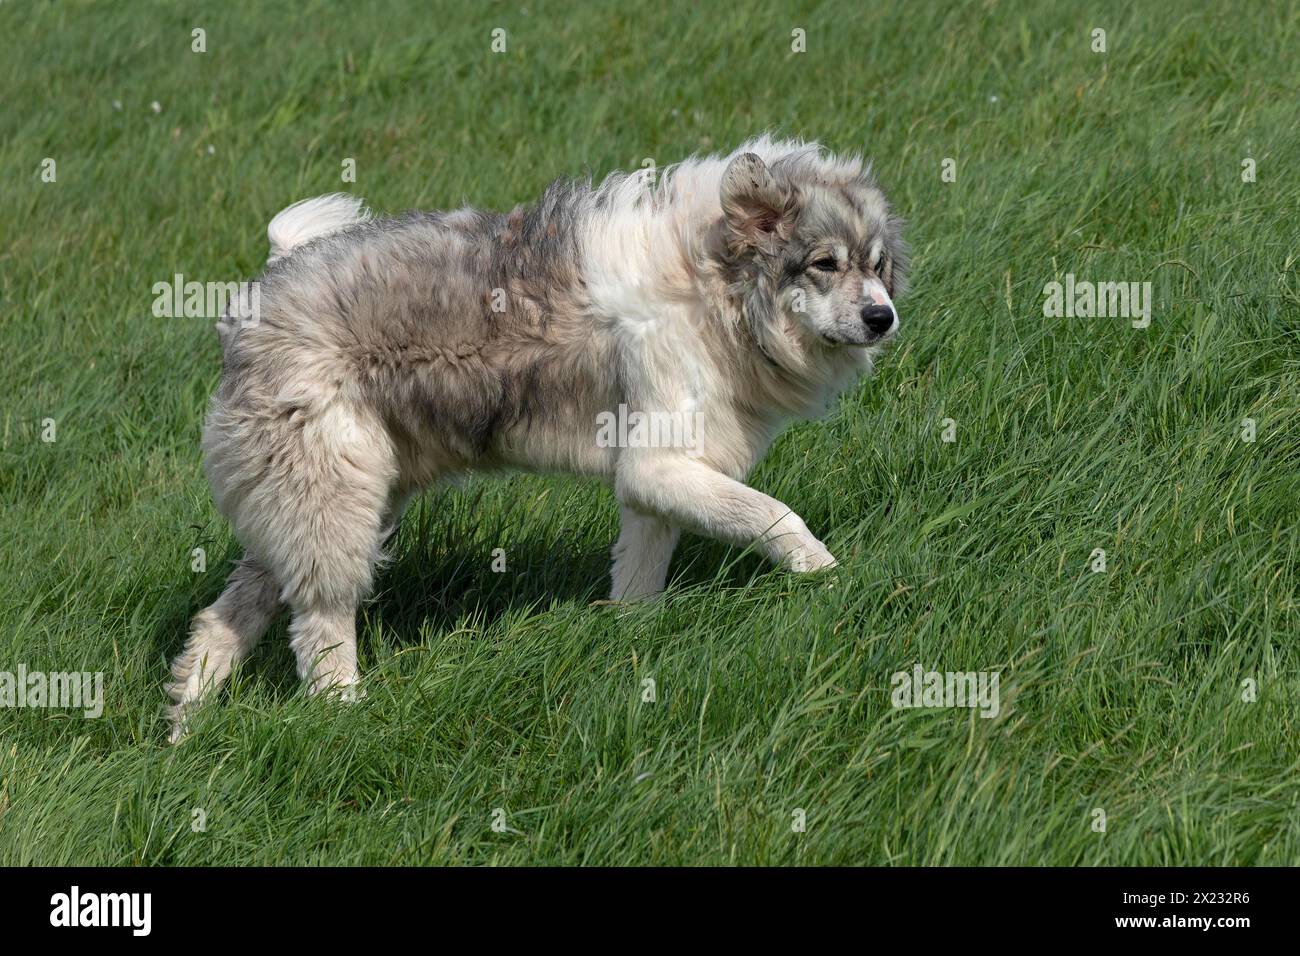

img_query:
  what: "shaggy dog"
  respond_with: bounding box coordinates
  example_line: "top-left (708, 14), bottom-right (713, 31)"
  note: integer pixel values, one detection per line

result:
top-left (166, 136), bottom-right (907, 739)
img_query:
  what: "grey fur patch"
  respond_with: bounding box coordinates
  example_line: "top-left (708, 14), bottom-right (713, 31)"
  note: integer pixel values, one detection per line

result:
top-left (219, 181), bottom-right (619, 483)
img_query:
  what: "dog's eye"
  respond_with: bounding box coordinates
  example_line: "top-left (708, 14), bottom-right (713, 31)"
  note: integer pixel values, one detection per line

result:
top-left (808, 257), bottom-right (838, 273)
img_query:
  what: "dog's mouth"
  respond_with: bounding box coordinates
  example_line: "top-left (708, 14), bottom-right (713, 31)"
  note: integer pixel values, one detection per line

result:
top-left (821, 332), bottom-right (861, 347)
top-left (821, 324), bottom-right (899, 348)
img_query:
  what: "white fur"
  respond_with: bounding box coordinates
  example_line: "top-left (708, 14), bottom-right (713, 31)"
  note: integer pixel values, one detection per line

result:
top-left (584, 138), bottom-right (885, 581)
top-left (266, 193), bottom-right (371, 263)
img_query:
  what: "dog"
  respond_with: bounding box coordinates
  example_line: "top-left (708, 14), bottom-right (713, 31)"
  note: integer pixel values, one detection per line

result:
top-left (166, 135), bottom-right (907, 740)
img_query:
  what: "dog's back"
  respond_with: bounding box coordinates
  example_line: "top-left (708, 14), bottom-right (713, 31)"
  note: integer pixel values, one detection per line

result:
top-left (205, 186), bottom-right (625, 560)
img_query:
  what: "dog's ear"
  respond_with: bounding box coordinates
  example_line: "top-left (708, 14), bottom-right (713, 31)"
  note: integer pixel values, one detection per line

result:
top-left (720, 153), bottom-right (798, 249)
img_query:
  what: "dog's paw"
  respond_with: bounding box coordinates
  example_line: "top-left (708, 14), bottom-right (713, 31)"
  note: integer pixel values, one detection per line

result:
top-left (315, 679), bottom-right (365, 703)
top-left (164, 701), bottom-right (193, 745)
top-left (606, 582), bottom-right (667, 604)
top-left (337, 682), bottom-right (366, 704)
top-left (786, 540), bottom-right (838, 573)
top-left (306, 670), bottom-right (365, 701)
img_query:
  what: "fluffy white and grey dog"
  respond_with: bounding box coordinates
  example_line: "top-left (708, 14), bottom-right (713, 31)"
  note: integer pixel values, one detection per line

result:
top-left (166, 135), bottom-right (907, 739)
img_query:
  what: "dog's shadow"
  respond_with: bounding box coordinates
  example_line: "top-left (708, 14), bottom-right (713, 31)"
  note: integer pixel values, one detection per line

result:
top-left (364, 515), bottom-right (610, 648)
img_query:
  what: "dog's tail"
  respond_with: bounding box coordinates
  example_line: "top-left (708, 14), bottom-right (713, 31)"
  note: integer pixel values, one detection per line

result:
top-left (266, 193), bottom-right (371, 264)
top-left (216, 195), bottom-right (372, 348)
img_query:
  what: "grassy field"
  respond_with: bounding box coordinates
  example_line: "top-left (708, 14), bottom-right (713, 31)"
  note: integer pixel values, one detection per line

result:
top-left (1, 0), bottom-right (1297, 866)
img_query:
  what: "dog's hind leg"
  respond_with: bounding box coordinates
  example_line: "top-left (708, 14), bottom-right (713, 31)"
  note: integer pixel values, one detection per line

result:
top-left (610, 506), bottom-right (680, 601)
top-left (287, 602), bottom-right (369, 700)
top-left (166, 555), bottom-right (281, 741)
top-left (258, 403), bottom-right (397, 700)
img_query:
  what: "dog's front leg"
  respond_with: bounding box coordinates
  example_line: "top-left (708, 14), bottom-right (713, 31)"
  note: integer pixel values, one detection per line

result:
top-left (610, 505), bottom-right (681, 601)
top-left (615, 454), bottom-right (836, 572)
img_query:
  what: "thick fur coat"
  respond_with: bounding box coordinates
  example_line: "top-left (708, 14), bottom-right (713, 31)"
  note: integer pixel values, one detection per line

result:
top-left (166, 136), bottom-right (907, 739)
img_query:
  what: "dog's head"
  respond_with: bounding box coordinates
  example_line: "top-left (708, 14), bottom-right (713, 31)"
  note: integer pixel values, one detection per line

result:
top-left (718, 148), bottom-right (907, 357)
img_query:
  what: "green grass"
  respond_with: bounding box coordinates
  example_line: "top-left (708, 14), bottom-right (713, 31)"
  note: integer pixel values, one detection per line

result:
top-left (1, 0), bottom-right (1297, 865)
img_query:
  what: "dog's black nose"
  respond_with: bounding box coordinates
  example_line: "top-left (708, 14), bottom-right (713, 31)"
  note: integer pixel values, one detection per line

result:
top-left (861, 304), bottom-right (896, 335)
